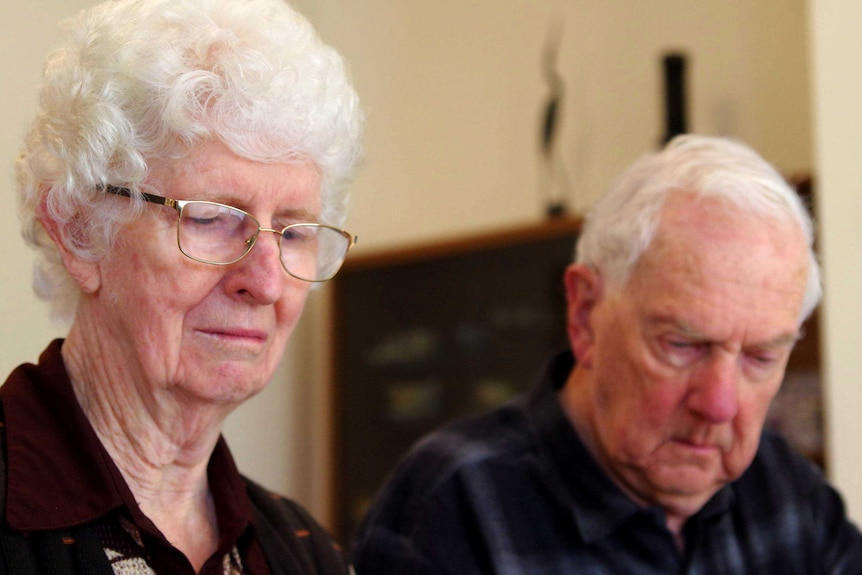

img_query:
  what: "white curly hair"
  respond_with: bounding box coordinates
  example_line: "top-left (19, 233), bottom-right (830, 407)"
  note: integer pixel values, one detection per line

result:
top-left (16, 0), bottom-right (365, 322)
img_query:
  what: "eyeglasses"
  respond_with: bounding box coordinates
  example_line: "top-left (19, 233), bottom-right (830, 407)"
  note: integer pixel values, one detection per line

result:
top-left (104, 186), bottom-right (356, 282)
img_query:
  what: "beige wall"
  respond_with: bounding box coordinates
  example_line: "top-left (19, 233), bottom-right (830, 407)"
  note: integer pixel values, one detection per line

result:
top-left (297, 0), bottom-right (812, 251)
top-left (4, 0), bottom-right (859, 529)
top-left (809, 0), bottom-right (862, 521)
top-left (0, 2), bottom-right (93, 376)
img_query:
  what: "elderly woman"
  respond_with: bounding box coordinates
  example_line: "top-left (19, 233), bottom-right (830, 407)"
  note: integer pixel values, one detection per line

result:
top-left (2, 0), bottom-right (363, 573)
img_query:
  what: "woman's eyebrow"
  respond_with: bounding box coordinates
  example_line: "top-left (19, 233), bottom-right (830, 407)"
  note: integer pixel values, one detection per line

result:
top-left (200, 192), bottom-right (319, 222)
top-left (272, 207), bottom-right (320, 223)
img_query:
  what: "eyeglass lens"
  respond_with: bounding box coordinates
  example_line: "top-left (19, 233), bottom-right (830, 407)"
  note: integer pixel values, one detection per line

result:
top-left (177, 202), bottom-right (350, 282)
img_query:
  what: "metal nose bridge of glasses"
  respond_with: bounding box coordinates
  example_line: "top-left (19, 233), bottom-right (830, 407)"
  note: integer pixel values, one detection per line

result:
top-left (102, 185), bottom-right (357, 282)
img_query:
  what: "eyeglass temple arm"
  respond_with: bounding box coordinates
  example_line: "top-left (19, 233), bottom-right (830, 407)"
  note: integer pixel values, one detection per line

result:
top-left (103, 185), bottom-right (176, 208)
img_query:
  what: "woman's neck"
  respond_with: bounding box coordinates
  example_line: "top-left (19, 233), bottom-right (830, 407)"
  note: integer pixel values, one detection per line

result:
top-left (61, 323), bottom-right (228, 570)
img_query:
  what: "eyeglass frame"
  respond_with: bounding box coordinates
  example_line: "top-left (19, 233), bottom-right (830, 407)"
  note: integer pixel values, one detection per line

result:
top-left (102, 185), bottom-right (357, 282)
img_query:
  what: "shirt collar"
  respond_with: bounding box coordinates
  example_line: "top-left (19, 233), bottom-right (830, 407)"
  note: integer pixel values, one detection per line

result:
top-left (1, 339), bottom-right (256, 542)
top-left (522, 350), bottom-right (735, 543)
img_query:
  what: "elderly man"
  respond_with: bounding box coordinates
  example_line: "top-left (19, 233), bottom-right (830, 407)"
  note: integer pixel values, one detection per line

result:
top-left (353, 135), bottom-right (862, 574)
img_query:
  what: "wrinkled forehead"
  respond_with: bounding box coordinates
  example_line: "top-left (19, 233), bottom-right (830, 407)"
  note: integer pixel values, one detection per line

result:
top-left (625, 194), bottom-right (810, 318)
top-left (647, 192), bottom-right (807, 262)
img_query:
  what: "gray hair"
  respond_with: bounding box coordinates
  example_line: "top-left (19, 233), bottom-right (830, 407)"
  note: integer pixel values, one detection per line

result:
top-left (576, 134), bottom-right (821, 324)
top-left (16, 0), bottom-right (365, 322)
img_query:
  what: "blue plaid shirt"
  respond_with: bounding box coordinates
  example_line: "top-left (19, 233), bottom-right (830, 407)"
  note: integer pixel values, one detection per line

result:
top-left (353, 351), bottom-right (862, 574)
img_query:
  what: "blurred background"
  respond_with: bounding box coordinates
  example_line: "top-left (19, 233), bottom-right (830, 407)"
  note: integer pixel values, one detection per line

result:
top-left (2, 0), bottom-right (860, 536)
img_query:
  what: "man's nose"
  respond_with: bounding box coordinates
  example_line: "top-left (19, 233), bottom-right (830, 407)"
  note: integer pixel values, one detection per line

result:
top-left (686, 354), bottom-right (740, 423)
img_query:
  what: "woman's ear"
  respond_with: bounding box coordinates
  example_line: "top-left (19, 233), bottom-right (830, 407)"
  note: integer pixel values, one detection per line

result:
top-left (38, 198), bottom-right (101, 294)
top-left (563, 264), bottom-right (603, 368)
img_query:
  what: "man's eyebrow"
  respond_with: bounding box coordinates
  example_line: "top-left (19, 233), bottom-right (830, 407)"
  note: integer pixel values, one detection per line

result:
top-left (756, 331), bottom-right (805, 349)
top-left (646, 314), bottom-right (703, 338)
top-left (648, 314), bottom-right (803, 347)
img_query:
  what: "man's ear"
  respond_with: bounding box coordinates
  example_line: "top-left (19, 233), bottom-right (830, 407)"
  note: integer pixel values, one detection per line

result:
top-left (38, 199), bottom-right (101, 294)
top-left (564, 264), bottom-right (603, 368)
